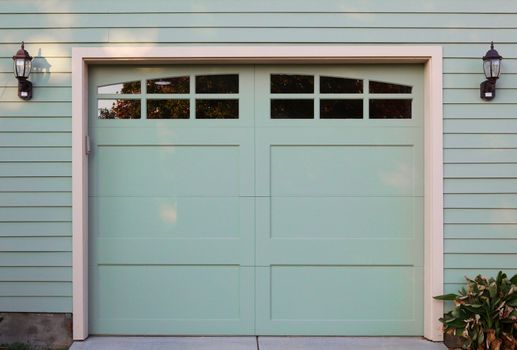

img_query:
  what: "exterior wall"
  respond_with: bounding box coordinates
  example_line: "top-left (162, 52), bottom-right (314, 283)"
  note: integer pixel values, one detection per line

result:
top-left (1, 0), bottom-right (517, 313)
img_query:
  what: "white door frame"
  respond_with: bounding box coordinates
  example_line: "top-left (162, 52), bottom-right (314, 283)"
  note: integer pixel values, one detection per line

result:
top-left (71, 45), bottom-right (443, 341)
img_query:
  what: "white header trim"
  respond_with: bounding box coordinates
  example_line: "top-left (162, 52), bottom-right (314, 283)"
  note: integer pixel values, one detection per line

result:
top-left (72, 45), bottom-right (443, 341)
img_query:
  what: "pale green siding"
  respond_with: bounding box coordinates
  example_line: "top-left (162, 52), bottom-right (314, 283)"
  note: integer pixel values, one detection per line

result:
top-left (1, 0), bottom-right (517, 313)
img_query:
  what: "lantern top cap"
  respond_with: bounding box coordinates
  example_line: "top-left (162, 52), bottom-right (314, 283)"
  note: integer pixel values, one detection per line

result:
top-left (12, 41), bottom-right (33, 61)
top-left (483, 41), bottom-right (503, 61)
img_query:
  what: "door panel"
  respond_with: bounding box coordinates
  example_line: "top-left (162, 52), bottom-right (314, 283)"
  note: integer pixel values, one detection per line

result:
top-left (88, 66), bottom-right (255, 334)
top-left (254, 65), bottom-right (424, 335)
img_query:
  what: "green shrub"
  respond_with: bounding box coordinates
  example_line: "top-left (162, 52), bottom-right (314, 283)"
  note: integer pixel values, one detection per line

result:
top-left (435, 271), bottom-right (517, 350)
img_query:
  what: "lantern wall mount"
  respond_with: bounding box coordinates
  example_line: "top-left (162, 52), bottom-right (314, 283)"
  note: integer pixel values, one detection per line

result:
top-left (480, 42), bottom-right (503, 101)
top-left (12, 42), bottom-right (33, 100)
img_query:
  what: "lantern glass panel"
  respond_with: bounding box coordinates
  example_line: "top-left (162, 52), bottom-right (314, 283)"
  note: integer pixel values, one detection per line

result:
top-left (24, 60), bottom-right (32, 78)
top-left (14, 58), bottom-right (31, 78)
top-left (483, 60), bottom-right (491, 78)
top-left (483, 59), bottom-right (501, 79)
top-left (14, 59), bottom-right (26, 78)
top-left (491, 59), bottom-right (501, 78)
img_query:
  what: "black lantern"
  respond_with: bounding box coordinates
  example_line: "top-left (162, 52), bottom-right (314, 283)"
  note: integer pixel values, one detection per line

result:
top-left (480, 42), bottom-right (503, 101)
top-left (12, 42), bottom-right (33, 100)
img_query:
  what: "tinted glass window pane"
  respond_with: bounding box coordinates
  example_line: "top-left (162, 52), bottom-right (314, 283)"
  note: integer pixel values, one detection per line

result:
top-left (147, 99), bottom-right (190, 119)
top-left (147, 76), bottom-right (189, 94)
top-left (271, 99), bottom-right (314, 119)
top-left (369, 99), bottom-right (412, 119)
top-left (195, 74), bottom-right (239, 94)
top-left (271, 74), bottom-right (314, 93)
top-left (98, 81), bottom-right (141, 94)
top-left (369, 81), bottom-right (412, 94)
top-left (320, 76), bottom-right (363, 94)
top-left (196, 99), bottom-right (239, 119)
top-left (320, 99), bottom-right (363, 119)
top-left (98, 99), bottom-right (141, 119)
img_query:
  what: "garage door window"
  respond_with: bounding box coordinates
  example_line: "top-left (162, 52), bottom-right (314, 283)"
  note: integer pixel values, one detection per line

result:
top-left (98, 80), bottom-right (141, 94)
top-left (269, 74), bottom-right (413, 120)
top-left (369, 80), bottom-right (411, 94)
top-left (97, 74), bottom-right (240, 119)
top-left (147, 76), bottom-right (190, 94)
top-left (98, 99), bottom-right (141, 119)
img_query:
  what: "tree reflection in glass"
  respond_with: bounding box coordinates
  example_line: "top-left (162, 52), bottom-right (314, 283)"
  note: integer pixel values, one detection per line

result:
top-left (271, 99), bottom-right (314, 118)
top-left (271, 74), bottom-right (314, 93)
top-left (98, 100), bottom-right (141, 119)
top-left (369, 81), bottom-right (412, 94)
top-left (196, 99), bottom-right (238, 119)
top-left (148, 99), bottom-right (190, 119)
top-left (98, 81), bottom-right (141, 94)
top-left (320, 76), bottom-right (363, 94)
top-left (369, 99), bottom-right (412, 119)
top-left (320, 99), bottom-right (363, 119)
top-left (196, 75), bottom-right (239, 94)
top-left (147, 77), bottom-right (190, 94)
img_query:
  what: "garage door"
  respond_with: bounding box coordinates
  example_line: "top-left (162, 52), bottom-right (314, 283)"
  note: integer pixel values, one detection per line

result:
top-left (88, 64), bottom-right (424, 335)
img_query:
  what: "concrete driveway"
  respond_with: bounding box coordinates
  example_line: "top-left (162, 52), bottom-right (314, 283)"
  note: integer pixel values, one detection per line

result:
top-left (70, 336), bottom-right (447, 350)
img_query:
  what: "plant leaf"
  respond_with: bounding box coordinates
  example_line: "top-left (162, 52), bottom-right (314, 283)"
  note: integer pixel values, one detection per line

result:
top-left (434, 294), bottom-right (458, 301)
top-left (510, 274), bottom-right (517, 286)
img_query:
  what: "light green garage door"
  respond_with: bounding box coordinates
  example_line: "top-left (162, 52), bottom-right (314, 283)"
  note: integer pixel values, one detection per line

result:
top-left (88, 64), bottom-right (424, 335)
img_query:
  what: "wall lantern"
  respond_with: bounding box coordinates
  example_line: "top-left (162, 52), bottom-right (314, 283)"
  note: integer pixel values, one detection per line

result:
top-left (12, 42), bottom-right (33, 100)
top-left (480, 41), bottom-right (503, 101)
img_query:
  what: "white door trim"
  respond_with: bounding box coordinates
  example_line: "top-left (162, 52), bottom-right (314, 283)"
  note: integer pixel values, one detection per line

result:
top-left (72, 45), bottom-right (443, 341)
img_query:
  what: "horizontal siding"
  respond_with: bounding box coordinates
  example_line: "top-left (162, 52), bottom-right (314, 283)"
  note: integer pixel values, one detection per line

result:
top-left (0, 1), bottom-right (516, 314)
top-left (444, 149), bottom-right (517, 163)
top-left (445, 254), bottom-right (517, 269)
top-left (0, 178), bottom-right (71, 192)
top-left (445, 104), bottom-right (517, 118)
top-left (445, 164), bottom-right (517, 178)
top-left (445, 119), bottom-right (517, 133)
top-left (445, 194), bottom-right (517, 208)
top-left (0, 87), bottom-right (71, 102)
top-left (4, 13), bottom-right (517, 29)
top-left (3, 0), bottom-right (517, 13)
top-left (0, 118), bottom-right (71, 132)
top-left (0, 296), bottom-right (71, 312)
top-left (2, 28), bottom-right (517, 44)
top-left (0, 148), bottom-right (71, 161)
top-left (445, 239), bottom-right (517, 253)
top-left (0, 207), bottom-right (71, 222)
top-left (0, 192), bottom-right (71, 207)
top-left (0, 237), bottom-right (71, 251)
top-left (444, 135), bottom-right (517, 148)
top-left (0, 102), bottom-right (70, 117)
top-left (0, 267), bottom-right (71, 281)
top-left (0, 57), bottom-right (71, 73)
top-left (0, 222), bottom-right (71, 237)
top-left (445, 269), bottom-right (517, 283)
top-left (2, 42), bottom-right (517, 58)
top-left (445, 179), bottom-right (517, 193)
top-left (445, 209), bottom-right (517, 224)
top-left (0, 282), bottom-right (71, 297)
top-left (446, 224), bottom-right (517, 239)
top-left (0, 252), bottom-right (71, 267)
top-left (0, 163), bottom-right (71, 177)
top-left (0, 134), bottom-right (71, 147)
